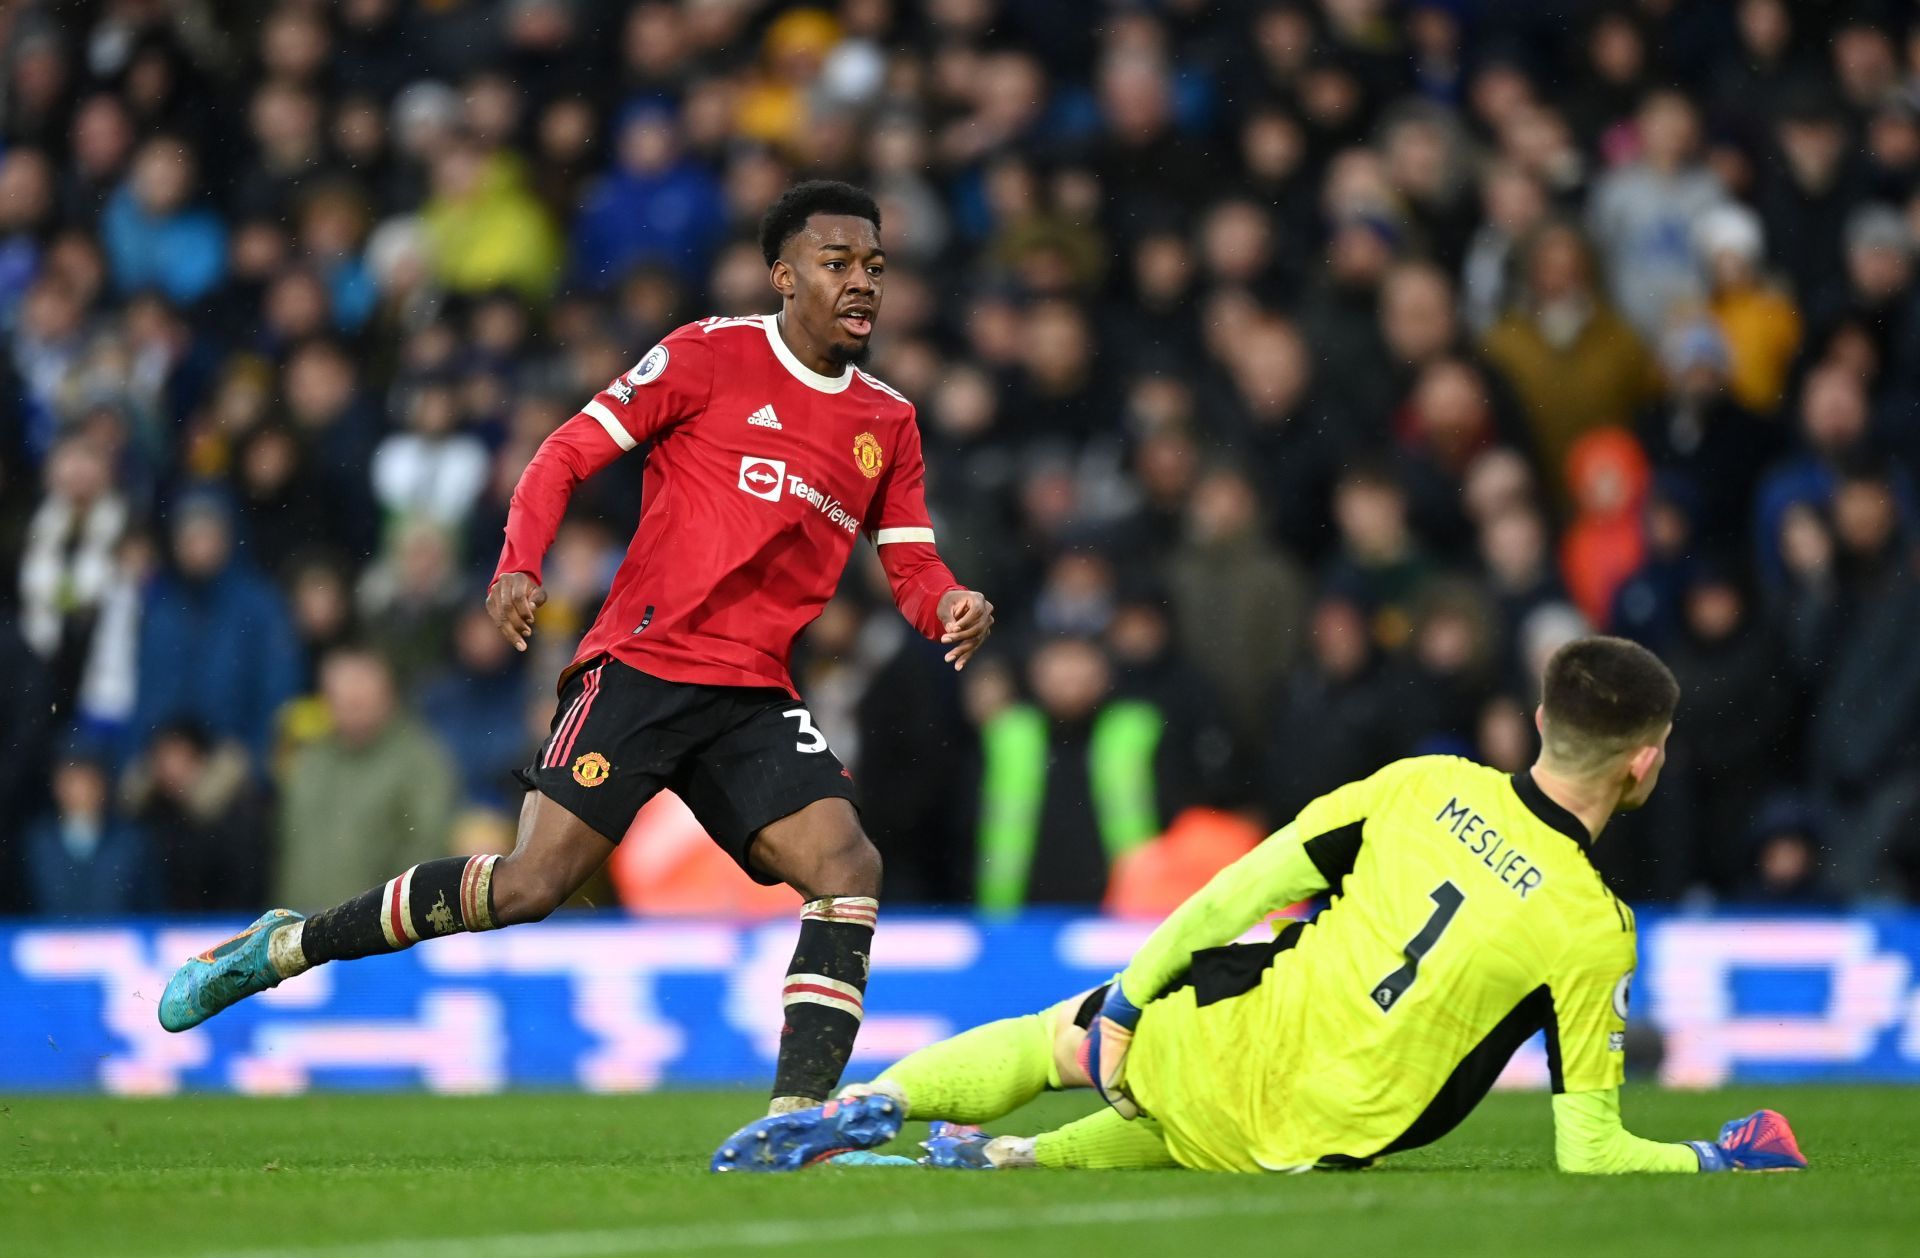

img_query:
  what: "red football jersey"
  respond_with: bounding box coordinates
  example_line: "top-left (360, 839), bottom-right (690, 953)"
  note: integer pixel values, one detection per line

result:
top-left (495, 314), bottom-right (963, 694)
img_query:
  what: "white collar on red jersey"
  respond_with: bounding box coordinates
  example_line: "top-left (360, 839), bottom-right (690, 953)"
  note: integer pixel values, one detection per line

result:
top-left (761, 315), bottom-right (853, 394)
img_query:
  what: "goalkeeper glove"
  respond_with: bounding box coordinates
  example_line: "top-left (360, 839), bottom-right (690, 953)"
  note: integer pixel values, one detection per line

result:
top-left (1082, 982), bottom-right (1143, 1119)
top-left (1687, 1110), bottom-right (1807, 1172)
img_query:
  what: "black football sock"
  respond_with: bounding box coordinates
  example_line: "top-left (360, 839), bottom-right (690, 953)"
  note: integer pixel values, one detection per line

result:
top-left (769, 896), bottom-right (878, 1110)
top-left (272, 855), bottom-right (503, 977)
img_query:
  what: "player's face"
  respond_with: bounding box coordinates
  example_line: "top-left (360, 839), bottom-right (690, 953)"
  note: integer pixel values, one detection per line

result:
top-left (783, 214), bottom-right (884, 365)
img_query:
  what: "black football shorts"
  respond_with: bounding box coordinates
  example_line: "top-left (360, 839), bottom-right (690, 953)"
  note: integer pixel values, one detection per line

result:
top-left (515, 655), bottom-right (858, 882)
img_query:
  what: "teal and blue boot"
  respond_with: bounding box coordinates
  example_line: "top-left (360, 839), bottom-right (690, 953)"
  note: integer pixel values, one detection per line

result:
top-left (158, 909), bottom-right (304, 1032)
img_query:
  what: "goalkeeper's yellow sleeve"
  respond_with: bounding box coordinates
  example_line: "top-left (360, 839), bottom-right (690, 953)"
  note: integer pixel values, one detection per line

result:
top-left (1114, 764), bottom-right (1402, 1005)
top-left (1553, 1089), bottom-right (1700, 1173)
top-left (1114, 821), bottom-right (1329, 1006)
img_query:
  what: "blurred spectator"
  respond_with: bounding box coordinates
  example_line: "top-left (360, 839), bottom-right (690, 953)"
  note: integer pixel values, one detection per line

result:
top-left (1394, 357), bottom-right (1502, 559)
top-left (1106, 585), bottom-right (1243, 812)
top-left (421, 137), bottom-right (561, 301)
top-left (0, 146), bottom-right (53, 326)
top-left (973, 637), bottom-right (1168, 911)
top-left (12, 271), bottom-right (88, 459)
top-left (1709, 0), bottom-right (1810, 131)
top-left (1637, 318), bottom-right (1780, 554)
top-left (1379, 579), bottom-right (1499, 756)
top-left (283, 339), bottom-right (380, 558)
top-left (1482, 221), bottom-right (1660, 507)
top-left (276, 647), bottom-right (456, 909)
top-left (1694, 203), bottom-right (1802, 414)
top-left (296, 185), bottom-right (379, 332)
top-left (132, 494), bottom-right (300, 765)
top-left (285, 553), bottom-right (360, 686)
top-left (849, 607), bottom-right (971, 906)
top-left (1820, 202), bottom-right (1920, 385)
top-left (1103, 805), bottom-right (1263, 919)
top-left (0, 610), bottom-right (57, 914)
top-left (371, 376), bottom-right (490, 531)
top-left (1325, 464), bottom-right (1432, 652)
top-left (62, 93), bottom-right (136, 226)
top-left (71, 529), bottom-right (154, 736)
top-left (101, 137), bottom-right (227, 304)
top-left (1739, 794), bottom-right (1837, 907)
top-left (1264, 593), bottom-right (1392, 825)
top-left (126, 721), bottom-right (271, 912)
top-left (1167, 466), bottom-right (1309, 743)
top-left (1209, 315), bottom-right (1351, 559)
top-left (1585, 90), bottom-right (1726, 339)
top-left (1559, 426), bottom-right (1650, 629)
top-left (1784, 461), bottom-right (1920, 899)
top-left (1461, 161), bottom-right (1549, 335)
top-left (572, 102), bottom-right (725, 288)
top-left (1478, 502), bottom-right (1567, 681)
top-left (417, 606), bottom-right (533, 812)
top-left (20, 433), bottom-right (127, 707)
top-left (1665, 567), bottom-right (1799, 893)
top-left (230, 423), bottom-right (330, 578)
top-left (25, 741), bottom-right (153, 917)
top-left (358, 518), bottom-right (467, 690)
top-left (1753, 364), bottom-right (1914, 589)
top-left (1608, 475), bottom-right (1699, 650)
top-left (1758, 91), bottom-right (1863, 325)
top-left (1006, 299), bottom-right (1113, 443)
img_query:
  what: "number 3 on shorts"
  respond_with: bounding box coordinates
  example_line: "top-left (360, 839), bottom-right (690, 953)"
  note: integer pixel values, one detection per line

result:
top-left (783, 708), bottom-right (828, 753)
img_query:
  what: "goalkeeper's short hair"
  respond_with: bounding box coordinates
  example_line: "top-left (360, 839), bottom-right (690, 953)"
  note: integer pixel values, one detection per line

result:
top-left (1540, 635), bottom-right (1679, 769)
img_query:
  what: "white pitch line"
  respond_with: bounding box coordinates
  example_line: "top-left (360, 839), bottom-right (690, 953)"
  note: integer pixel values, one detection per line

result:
top-left (192, 1190), bottom-right (1344, 1258)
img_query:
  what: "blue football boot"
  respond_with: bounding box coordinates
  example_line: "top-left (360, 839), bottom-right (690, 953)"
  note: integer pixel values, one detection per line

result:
top-left (919, 1122), bottom-right (998, 1169)
top-left (710, 1093), bottom-right (905, 1172)
top-left (158, 909), bottom-right (304, 1032)
top-left (825, 1151), bottom-right (920, 1168)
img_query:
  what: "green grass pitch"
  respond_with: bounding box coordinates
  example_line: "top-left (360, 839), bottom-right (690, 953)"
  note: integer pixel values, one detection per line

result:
top-left (4, 1086), bottom-right (1915, 1257)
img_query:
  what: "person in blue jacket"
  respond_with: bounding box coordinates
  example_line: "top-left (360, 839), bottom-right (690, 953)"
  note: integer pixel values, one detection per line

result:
top-left (101, 136), bottom-right (227, 305)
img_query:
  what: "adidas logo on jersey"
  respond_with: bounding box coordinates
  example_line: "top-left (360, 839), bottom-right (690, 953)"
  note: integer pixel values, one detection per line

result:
top-left (747, 405), bottom-right (783, 430)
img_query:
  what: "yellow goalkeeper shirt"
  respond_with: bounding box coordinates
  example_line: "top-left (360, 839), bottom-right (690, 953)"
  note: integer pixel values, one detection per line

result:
top-left (1122, 755), bottom-right (1690, 1173)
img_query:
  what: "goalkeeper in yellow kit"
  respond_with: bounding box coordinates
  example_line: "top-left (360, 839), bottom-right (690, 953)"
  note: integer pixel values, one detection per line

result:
top-left (713, 636), bottom-right (1805, 1174)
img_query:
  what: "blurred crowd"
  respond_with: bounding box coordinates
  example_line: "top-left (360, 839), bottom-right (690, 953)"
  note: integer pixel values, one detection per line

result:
top-left (6, 0), bottom-right (1920, 920)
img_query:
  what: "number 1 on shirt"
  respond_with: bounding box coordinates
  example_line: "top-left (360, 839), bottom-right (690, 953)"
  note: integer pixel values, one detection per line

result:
top-left (1372, 881), bottom-right (1465, 1013)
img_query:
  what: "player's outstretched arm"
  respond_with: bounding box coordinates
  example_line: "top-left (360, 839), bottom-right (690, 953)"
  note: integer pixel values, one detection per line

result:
top-left (1112, 766), bottom-right (1395, 1008)
top-left (488, 332), bottom-right (714, 649)
top-left (487, 415), bottom-right (621, 650)
top-left (1553, 1089), bottom-right (1704, 1173)
top-left (864, 406), bottom-right (989, 668)
top-left (1090, 795), bottom-right (1381, 1113)
top-left (1552, 1090), bottom-right (1806, 1173)
top-left (1087, 770), bottom-right (1392, 1115)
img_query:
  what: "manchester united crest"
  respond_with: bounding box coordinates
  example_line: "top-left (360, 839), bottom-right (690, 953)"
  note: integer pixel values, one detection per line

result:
top-left (571, 751), bottom-right (611, 788)
top-left (853, 431), bottom-right (884, 478)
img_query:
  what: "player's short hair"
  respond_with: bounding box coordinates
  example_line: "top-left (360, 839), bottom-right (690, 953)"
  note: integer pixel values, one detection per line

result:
top-left (1540, 636), bottom-right (1679, 769)
top-left (759, 180), bottom-right (882, 266)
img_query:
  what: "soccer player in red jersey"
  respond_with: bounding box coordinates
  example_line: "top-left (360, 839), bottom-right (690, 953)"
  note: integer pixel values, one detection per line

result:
top-left (157, 181), bottom-right (994, 1114)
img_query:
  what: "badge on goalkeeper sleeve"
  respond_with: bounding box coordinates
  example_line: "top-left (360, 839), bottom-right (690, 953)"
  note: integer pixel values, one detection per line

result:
top-left (1687, 1109), bottom-right (1807, 1172)
top-left (1082, 982), bottom-right (1143, 1120)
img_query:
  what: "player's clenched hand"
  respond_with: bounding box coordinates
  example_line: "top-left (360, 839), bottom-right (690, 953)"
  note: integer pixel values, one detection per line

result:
top-left (1082, 983), bottom-right (1143, 1120)
top-left (938, 589), bottom-right (994, 670)
top-left (487, 572), bottom-right (547, 652)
